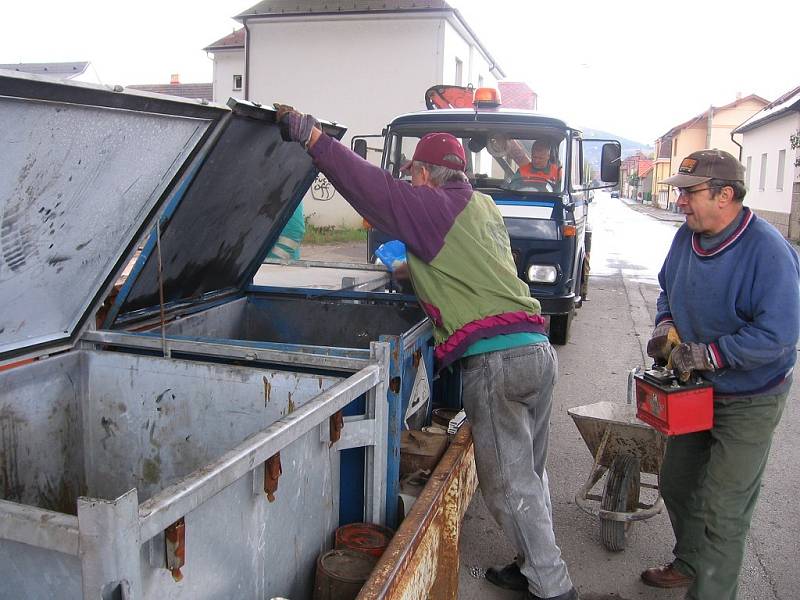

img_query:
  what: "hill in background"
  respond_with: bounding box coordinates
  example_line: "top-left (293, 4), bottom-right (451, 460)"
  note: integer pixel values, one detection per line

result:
top-left (581, 127), bottom-right (653, 181)
top-left (581, 127), bottom-right (653, 157)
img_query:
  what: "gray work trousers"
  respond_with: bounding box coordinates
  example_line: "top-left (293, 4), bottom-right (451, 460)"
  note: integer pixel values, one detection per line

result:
top-left (460, 343), bottom-right (573, 598)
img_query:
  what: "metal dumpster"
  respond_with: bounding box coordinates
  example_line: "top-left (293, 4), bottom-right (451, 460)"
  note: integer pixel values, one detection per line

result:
top-left (0, 71), bottom-right (392, 600)
top-left (96, 92), bottom-right (435, 529)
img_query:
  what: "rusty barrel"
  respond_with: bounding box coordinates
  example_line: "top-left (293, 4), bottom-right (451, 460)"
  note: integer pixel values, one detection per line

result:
top-left (334, 522), bottom-right (394, 558)
top-left (313, 549), bottom-right (378, 600)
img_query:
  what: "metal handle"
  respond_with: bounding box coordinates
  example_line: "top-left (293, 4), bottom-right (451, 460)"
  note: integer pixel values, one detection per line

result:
top-left (627, 367), bottom-right (641, 405)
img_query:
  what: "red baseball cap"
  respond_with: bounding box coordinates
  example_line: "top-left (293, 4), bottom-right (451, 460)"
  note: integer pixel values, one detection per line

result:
top-left (401, 132), bottom-right (467, 172)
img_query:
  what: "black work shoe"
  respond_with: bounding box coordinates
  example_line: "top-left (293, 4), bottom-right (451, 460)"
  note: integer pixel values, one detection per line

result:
top-left (486, 561), bottom-right (527, 591)
top-left (524, 587), bottom-right (579, 600)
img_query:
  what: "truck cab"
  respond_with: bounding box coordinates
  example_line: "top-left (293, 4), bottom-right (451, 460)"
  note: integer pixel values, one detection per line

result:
top-left (358, 86), bottom-right (620, 344)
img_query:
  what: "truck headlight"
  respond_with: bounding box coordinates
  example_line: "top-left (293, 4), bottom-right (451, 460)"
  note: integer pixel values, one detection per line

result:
top-left (527, 265), bottom-right (557, 284)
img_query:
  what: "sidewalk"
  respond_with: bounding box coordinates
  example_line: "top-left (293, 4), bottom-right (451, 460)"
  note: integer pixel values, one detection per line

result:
top-left (619, 197), bottom-right (685, 223)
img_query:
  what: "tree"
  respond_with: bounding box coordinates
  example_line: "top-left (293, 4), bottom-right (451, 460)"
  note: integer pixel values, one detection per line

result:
top-left (791, 129), bottom-right (800, 168)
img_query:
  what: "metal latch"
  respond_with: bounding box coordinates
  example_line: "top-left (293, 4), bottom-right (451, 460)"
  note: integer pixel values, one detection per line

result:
top-left (329, 409), bottom-right (344, 447)
top-left (165, 517), bottom-right (186, 582)
top-left (264, 452), bottom-right (282, 502)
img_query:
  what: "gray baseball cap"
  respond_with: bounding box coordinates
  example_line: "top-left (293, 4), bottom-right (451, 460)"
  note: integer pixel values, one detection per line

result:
top-left (660, 149), bottom-right (745, 187)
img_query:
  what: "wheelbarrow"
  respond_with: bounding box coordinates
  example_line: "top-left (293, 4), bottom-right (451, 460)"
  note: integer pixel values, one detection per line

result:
top-left (567, 372), bottom-right (667, 551)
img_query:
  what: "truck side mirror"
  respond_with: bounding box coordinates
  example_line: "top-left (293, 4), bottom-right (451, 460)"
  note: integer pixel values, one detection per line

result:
top-left (601, 143), bottom-right (621, 184)
top-left (353, 138), bottom-right (368, 159)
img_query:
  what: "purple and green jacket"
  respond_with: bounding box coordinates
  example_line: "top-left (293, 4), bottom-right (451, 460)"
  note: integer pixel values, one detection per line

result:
top-left (309, 134), bottom-right (545, 368)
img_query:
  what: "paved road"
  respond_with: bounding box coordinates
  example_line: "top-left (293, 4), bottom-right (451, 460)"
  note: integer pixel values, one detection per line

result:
top-left (301, 195), bottom-right (799, 599)
top-left (456, 192), bottom-right (799, 600)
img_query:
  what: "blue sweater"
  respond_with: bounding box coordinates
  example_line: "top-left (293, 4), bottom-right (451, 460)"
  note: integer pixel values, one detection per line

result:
top-left (656, 208), bottom-right (799, 396)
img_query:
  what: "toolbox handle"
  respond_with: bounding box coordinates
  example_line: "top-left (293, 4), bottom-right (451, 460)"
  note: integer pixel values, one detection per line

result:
top-left (627, 367), bottom-right (642, 405)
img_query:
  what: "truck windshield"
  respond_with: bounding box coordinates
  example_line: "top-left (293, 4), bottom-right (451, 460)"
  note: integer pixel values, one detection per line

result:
top-left (387, 129), bottom-right (567, 194)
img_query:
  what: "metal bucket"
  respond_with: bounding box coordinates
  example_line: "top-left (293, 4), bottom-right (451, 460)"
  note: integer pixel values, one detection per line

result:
top-left (314, 549), bottom-right (377, 600)
top-left (335, 523), bottom-right (394, 558)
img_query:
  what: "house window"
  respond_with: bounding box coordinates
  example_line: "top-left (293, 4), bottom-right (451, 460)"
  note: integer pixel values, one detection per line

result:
top-left (454, 58), bottom-right (463, 86)
top-left (759, 153), bottom-right (767, 191)
top-left (672, 139), bottom-right (677, 156)
top-left (745, 156), bottom-right (752, 188)
top-left (233, 74), bottom-right (243, 91)
top-left (478, 75), bottom-right (484, 88)
top-left (776, 149), bottom-right (786, 191)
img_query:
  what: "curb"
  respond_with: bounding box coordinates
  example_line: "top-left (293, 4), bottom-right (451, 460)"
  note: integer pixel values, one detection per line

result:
top-left (620, 200), bottom-right (684, 223)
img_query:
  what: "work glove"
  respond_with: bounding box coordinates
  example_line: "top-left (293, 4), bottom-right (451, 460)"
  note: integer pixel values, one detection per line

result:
top-left (669, 342), bottom-right (714, 383)
top-left (646, 321), bottom-right (680, 364)
top-left (273, 103), bottom-right (319, 149)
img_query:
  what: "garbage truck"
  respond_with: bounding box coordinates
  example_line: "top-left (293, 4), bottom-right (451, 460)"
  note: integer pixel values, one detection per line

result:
top-left (357, 85), bottom-right (621, 344)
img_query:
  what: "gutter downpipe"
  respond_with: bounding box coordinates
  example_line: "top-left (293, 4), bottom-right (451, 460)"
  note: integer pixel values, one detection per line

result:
top-left (730, 131), bottom-right (744, 161)
top-left (706, 105), bottom-right (714, 148)
top-left (243, 18), bottom-right (251, 101)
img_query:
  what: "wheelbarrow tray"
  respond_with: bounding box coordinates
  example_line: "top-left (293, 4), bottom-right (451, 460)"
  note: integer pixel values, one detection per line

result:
top-left (568, 401), bottom-right (665, 475)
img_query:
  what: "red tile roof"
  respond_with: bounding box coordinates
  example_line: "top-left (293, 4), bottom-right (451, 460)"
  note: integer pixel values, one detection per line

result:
top-left (638, 160), bottom-right (654, 177)
top-left (127, 82), bottom-right (214, 102)
top-left (204, 28), bottom-right (246, 52)
top-left (497, 81), bottom-right (537, 110)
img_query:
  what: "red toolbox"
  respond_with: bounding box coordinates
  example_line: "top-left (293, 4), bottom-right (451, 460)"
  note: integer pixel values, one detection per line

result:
top-left (634, 368), bottom-right (713, 435)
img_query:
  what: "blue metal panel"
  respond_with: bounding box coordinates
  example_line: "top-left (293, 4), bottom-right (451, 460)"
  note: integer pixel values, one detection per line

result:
top-left (339, 394), bottom-right (367, 526)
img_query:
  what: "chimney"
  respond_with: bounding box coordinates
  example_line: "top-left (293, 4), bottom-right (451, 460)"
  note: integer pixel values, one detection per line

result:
top-left (736, 91), bottom-right (742, 100)
top-left (170, 74), bottom-right (180, 85)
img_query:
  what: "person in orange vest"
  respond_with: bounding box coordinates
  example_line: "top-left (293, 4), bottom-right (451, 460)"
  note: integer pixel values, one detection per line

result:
top-left (517, 140), bottom-right (562, 188)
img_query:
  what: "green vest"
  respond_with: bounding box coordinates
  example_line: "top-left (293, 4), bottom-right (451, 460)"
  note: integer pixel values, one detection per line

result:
top-left (407, 191), bottom-right (544, 366)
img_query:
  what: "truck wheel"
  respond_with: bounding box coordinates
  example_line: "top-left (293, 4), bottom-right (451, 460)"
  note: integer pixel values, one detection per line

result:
top-left (548, 310), bottom-right (573, 345)
top-left (599, 454), bottom-right (641, 552)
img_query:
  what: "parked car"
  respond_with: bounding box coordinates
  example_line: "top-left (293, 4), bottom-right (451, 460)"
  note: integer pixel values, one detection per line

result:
top-left (610, 190), bottom-right (620, 198)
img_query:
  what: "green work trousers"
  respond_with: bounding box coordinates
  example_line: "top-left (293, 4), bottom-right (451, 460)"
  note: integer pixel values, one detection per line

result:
top-left (659, 389), bottom-right (788, 600)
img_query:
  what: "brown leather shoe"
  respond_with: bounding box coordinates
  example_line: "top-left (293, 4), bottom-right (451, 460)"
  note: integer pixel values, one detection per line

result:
top-left (640, 562), bottom-right (693, 588)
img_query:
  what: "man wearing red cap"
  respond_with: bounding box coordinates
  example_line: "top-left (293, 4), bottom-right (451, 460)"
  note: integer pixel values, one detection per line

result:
top-left (274, 104), bottom-right (578, 600)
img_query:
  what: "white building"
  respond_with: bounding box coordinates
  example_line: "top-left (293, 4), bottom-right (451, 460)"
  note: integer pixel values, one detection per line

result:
top-left (203, 0), bottom-right (504, 227)
top-left (204, 29), bottom-right (246, 104)
top-left (734, 85), bottom-right (800, 240)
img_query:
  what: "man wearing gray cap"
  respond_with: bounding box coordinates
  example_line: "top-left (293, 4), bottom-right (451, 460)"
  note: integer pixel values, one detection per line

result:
top-left (641, 149), bottom-right (799, 599)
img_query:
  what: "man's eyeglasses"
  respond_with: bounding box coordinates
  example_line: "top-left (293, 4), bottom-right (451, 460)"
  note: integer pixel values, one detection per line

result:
top-left (676, 186), bottom-right (721, 198)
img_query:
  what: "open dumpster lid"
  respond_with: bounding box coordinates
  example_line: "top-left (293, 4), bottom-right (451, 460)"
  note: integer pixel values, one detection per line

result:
top-left (0, 70), bottom-right (228, 363)
top-left (109, 99), bottom-right (346, 325)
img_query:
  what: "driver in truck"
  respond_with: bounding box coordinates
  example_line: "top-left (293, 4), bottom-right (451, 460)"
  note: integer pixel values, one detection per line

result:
top-left (275, 103), bottom-right (581, 600)
top-left (517, 139), bottom-right (562, 187)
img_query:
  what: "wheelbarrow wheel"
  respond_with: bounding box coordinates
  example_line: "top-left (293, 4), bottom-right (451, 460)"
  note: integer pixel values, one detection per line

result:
top-left (600, 454), bottom-right (641, 552)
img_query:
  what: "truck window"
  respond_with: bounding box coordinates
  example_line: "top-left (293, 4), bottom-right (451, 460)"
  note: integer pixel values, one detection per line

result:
top-left (387, 129), bottom-right (567, 194)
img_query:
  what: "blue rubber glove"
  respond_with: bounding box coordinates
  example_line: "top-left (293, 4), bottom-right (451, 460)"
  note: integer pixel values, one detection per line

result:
top-left (273, 103), bottom-right (319, 149)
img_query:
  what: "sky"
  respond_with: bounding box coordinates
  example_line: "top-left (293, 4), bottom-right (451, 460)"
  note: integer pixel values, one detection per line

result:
top-left (1, 0), bottom-right (797, 144)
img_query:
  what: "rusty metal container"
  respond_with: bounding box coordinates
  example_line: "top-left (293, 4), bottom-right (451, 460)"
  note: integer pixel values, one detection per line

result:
top-left (357, 425), bottom-right (478, 600)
